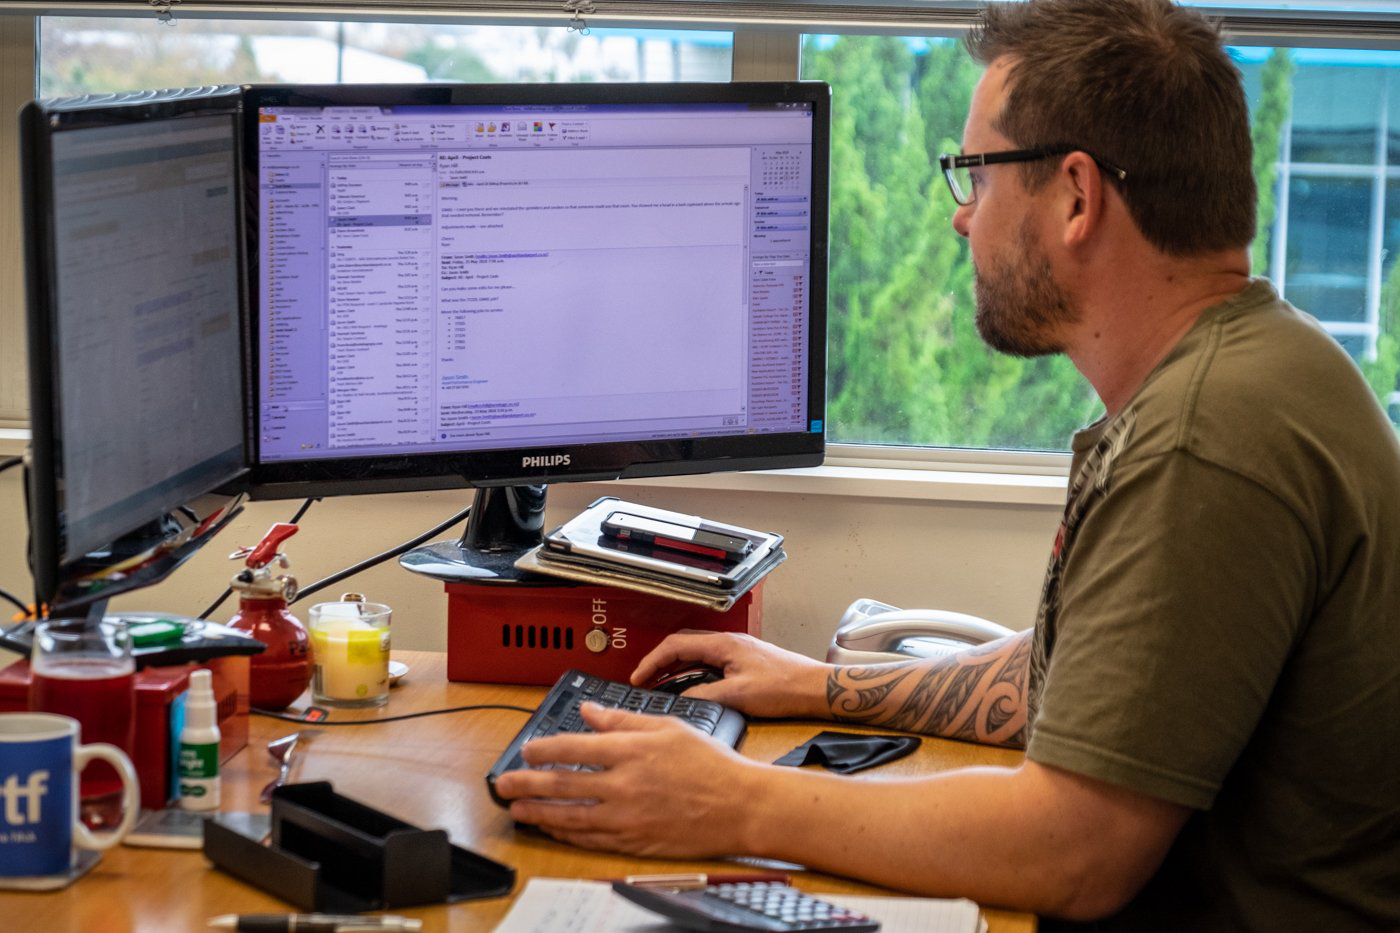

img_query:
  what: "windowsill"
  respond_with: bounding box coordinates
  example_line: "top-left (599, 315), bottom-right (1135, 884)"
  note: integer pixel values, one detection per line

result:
top-left (609, 461), bottom-right (1067, 506)
top-left (0, 427), bottom-right (1069, 506)
top-left (0, 429), bottom-right (26, 457)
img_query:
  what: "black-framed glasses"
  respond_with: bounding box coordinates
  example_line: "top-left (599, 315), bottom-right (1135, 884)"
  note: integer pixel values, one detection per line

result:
top-left (938, 147), bottom-right (1128, 206)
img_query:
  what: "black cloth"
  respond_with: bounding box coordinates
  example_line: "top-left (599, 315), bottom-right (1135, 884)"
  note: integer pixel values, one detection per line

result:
top-left (773, 731), bottom-right (921, 774)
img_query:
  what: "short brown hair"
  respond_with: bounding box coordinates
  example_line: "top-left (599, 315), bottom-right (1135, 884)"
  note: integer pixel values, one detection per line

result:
top-left (967, 0), bottom-right (1255, 256)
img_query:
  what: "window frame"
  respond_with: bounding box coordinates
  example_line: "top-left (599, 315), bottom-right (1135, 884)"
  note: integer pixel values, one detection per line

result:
top-left (4, 3), bottom-right (1399, 500)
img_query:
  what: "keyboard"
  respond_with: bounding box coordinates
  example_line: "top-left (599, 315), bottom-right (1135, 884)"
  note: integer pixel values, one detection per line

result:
top-left (486, 669), bottom-right (747, 807)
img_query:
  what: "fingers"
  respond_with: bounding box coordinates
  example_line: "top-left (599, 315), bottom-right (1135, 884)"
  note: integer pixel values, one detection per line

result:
top-left (577, 702), bottom-right (685, 733)
top-left (676, 681), bottom-right (727, 704)
top-left (514, 709), bottom-right (645, 767)
top-left (507, 794), bottom-right (605, 829)
top-left (630, 632), bottom-right (733, 685)
top-left (506, 802), bottom-right (632, 854)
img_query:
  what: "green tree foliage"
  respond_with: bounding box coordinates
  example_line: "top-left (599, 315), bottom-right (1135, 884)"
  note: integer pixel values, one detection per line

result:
top-left (402, 41), bottom-right (496, 83)
top-left (1363, 261), bottom-right (1400, 432)
top-left (806, 36), bottom-right (1097, 450)
top-left (1250, 49), bottom-right (1294, 275)
top-left (808, 36), bottom-right (1388, 449)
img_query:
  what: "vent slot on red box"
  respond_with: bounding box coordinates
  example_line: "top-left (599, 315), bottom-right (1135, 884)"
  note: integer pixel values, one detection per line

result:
top-left (502, 624), bottom-right (574, 650)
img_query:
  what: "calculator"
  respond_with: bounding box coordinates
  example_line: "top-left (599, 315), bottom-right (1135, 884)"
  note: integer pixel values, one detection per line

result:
top-left (612, 881), bottom-right (880, 932)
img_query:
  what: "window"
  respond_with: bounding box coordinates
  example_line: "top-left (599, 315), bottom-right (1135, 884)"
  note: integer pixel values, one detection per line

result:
top-left (7, 6), bottom-right (1399, 451)
top-left (39, 17), bottom-right (732, 92)
top-left (1240, 47), bottom-right (1400, 424)
top-left (801, 35), bottom-right (1097, 451)
top-left (803, 35), bottom-right (1400, 448)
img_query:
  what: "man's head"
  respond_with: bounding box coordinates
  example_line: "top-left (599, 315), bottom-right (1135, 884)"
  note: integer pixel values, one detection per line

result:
top-left (965, 0), bottom-right (1255, 257)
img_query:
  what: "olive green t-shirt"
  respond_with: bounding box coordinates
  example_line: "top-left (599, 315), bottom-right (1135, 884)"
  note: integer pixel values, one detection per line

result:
top-left (1026, 280), bottom-right (1400, 931)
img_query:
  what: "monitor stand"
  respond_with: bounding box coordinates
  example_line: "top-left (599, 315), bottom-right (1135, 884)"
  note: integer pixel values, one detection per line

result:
top-left (399, 484), bottom-right (553, 585)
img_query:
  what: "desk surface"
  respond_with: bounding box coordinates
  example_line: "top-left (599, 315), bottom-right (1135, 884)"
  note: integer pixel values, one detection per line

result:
top-left (2, 651), bottom-right (1035, 933)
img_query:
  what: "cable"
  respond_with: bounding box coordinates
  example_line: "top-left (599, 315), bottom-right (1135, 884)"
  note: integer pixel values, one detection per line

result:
top-left (285, 497), bottom-right (320, 526)
top-left (0, 587), bottom-right (32, 618)
top-left (290, 502), bottom-right (473, 605)
top-left (197, 497), bottom-right (321, 620)
top-left (251, 703), bottom-right (533, 725)
top-left (1, 457), bottom-right (32, 617)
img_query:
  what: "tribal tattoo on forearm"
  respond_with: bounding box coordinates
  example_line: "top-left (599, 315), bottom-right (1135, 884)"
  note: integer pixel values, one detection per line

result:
top-left (825, 631), bottom-right (1031, 748)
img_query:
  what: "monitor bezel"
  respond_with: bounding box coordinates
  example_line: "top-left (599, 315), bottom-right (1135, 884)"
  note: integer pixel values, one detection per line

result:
top-left (21, 87), bottom-right (251, 613)
top-left (240, 80), bottom-right (829, 501)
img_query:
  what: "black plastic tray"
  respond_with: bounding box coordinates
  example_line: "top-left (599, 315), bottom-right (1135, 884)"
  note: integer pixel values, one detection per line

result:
top-left (203, 781), bottom-right (515, 911)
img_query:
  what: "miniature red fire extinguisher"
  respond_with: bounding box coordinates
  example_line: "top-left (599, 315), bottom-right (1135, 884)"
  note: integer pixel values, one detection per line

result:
top-left (226, 523), bottom-right (312, 710)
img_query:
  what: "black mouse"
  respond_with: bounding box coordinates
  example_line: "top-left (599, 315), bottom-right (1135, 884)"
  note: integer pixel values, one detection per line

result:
top-left (648, 664), bottom-right (724, 695)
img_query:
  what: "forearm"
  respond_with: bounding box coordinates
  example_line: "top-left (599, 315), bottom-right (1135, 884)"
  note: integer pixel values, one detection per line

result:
top-left (824, 630), bottom-right (1031, 748)
top-left (733, 758), bottom-right (1175, 920)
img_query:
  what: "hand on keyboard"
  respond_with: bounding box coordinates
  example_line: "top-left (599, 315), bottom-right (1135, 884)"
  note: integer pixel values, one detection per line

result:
top-left (487, 670), bottom-right (746, 808)
top-left (492, 695), bottom-right (762, 858)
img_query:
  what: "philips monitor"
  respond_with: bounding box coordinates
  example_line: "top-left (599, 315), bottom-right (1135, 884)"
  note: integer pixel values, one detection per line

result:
top-left (21, 87), bottom-right (249, 616)
top-left (242, 82), bottom-right (828, 576)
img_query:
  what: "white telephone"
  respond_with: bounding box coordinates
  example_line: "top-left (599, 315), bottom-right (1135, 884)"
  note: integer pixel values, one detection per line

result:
top-left (826, 597), bottom-right (1016, 664)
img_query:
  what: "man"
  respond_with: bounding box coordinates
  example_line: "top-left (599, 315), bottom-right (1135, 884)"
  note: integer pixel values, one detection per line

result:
top-left (495, 1), bottom-right (1400, 927)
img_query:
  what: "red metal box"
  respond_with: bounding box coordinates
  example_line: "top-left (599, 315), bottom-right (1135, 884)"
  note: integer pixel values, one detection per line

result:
top-left (444, 580), bottom-right (762, 685)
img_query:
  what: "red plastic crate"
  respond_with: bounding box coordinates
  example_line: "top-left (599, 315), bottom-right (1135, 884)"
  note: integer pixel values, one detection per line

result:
top-left (0, 658), bottom-right (248, 811)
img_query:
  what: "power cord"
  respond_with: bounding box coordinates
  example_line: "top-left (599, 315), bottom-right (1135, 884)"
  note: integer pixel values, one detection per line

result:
top-left (290, 501), bottom-right (473, 605)
top-left (0, 587), bottom-right (32, 619)
top-left (1, 457), bottom-right (31, 618)
top-left (252, 703), bottom-right (533, 725)
top-left (197, 497), bottom-right (320, 620)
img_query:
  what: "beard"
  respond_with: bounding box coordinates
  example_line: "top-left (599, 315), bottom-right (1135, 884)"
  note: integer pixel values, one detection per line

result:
top-left (973, 218), bottom-right (1079, 357)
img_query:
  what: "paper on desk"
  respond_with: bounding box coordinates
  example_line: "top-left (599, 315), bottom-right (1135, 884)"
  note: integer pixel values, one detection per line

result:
top-left (492, 878), bottom-right (985, 933)
top-left (817, 893), bottom-right (988, 933)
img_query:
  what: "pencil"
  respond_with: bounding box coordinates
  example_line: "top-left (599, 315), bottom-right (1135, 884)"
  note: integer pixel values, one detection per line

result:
top-left (612, 871), bottom-right (791, 889)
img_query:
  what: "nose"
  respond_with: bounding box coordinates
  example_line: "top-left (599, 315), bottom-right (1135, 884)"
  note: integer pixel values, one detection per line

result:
top-left (952, 201), bottom-right (973, 239)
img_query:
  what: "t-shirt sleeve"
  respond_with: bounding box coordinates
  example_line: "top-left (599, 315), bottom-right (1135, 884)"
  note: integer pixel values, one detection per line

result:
top-left (1026, 450), bottom-right (1315, 810)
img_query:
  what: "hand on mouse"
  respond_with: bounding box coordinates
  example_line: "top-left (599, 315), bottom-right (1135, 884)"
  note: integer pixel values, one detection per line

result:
top-left (632, 631), bottom-right (831, 719)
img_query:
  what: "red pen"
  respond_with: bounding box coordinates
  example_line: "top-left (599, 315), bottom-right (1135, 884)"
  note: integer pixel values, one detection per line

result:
top-left (610, 871), bottom-right (791, 889)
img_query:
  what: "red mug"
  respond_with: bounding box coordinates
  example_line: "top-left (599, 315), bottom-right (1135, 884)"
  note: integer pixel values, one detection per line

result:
top-left (27, 620), bottom-right (137, 830)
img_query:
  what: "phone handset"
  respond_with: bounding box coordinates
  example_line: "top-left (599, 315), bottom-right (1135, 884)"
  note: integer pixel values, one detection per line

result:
top-left (826, 598), bottom-right (1016, 664)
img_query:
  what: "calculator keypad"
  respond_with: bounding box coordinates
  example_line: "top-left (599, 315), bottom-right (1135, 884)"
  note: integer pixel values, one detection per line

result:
top-left (708, 882), bottom-right (875, 929)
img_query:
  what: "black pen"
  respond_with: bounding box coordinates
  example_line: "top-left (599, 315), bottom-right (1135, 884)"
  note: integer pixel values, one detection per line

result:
top-left (206, 915), bottom-right (421, 933)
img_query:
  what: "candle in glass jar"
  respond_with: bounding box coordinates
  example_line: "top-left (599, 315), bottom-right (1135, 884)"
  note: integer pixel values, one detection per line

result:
top-left (308, 602), bottom-right (391, 708)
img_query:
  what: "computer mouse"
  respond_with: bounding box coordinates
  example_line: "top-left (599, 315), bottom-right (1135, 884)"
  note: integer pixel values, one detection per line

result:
top-left (647, 664), bottom-right (724, 695)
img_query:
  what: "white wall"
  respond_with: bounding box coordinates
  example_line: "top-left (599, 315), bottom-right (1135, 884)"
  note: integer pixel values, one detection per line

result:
top-left (0, 433), bottom-right (1062, 665)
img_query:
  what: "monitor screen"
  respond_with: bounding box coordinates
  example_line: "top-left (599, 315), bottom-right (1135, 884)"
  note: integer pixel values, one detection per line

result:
top-left (243, 82), bottom-right (828, 499)
top-left (22, 88), bottom-right (248, 613)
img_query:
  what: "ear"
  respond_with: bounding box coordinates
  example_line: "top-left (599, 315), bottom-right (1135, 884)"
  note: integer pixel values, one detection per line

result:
top-left (1054, 151), bottom-right (1106, 249)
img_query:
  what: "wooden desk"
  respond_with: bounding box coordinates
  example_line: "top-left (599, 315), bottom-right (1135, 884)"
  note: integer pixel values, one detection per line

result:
top-left (2, 651), bottom-right (1035, 933)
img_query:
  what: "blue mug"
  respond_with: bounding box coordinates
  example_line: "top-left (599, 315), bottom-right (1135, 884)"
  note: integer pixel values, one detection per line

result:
top-left (0, 712), bottom-right (139, 878)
